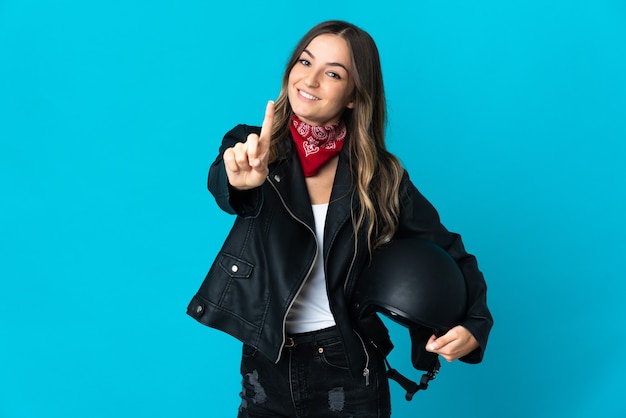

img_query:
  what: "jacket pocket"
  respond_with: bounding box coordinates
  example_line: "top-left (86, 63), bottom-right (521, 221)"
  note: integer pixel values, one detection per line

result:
top-left (218, 253), bottom-right (254, 279)
top-left (192, 252), bottom-right (269, 330)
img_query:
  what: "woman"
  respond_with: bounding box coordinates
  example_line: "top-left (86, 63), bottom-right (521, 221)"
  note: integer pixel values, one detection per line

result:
top-left (188, 20), bottom-right (493, 417)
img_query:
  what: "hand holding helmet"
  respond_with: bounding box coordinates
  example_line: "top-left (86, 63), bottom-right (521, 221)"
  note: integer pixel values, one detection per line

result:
top-left (426, 325), bottom-right (479, 362)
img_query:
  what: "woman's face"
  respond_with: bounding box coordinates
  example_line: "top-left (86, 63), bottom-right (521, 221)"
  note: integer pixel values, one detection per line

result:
top-left (288, 34), bottom-right (356, 127)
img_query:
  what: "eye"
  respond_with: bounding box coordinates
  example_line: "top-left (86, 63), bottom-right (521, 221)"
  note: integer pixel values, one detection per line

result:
top-left (327, 71), bottom-right (342, 80)
top-left (298, 59), bottom-right (311, 66)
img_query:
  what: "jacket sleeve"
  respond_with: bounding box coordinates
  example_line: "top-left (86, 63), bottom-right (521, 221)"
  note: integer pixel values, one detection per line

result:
top-left (208, 124), bottom-right (263, 217)
top-left (396, 171), bottom-right (493, 364)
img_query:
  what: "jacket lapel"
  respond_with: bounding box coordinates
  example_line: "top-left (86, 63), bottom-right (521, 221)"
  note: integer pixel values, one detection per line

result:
top-left (267, 152), bottom-right (315, 229)
top-left (324, 152), bottom-right (358, 252)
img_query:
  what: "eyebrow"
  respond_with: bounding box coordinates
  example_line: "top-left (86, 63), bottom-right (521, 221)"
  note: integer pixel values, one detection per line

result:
top-left (302, 49), bottom-right (350, 72)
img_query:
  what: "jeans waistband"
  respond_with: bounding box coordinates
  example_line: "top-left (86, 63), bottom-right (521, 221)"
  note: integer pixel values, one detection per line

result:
top-left (284, 326), bottom-right (339, 348)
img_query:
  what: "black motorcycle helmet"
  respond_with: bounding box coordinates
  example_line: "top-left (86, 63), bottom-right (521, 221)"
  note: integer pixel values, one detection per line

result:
top-left (352, 237), bottom-right (468, 398)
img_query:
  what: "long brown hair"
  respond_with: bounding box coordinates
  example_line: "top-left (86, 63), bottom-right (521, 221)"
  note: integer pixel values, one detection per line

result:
top-left (270, 20), bottom-right (403, 251)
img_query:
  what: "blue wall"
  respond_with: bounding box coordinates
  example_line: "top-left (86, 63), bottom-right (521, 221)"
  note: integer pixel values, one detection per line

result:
top-left (1, 1), bottom-right (624, 417)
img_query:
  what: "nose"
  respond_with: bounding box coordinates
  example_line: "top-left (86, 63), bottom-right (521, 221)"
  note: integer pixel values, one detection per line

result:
top-left (304, 70), bottom-right (320, 88)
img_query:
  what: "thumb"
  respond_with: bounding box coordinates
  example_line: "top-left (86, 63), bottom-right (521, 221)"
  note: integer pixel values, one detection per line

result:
top-left (427, 331), bottom-right (455, 351)
top-left (426, 334), bottom-right (439, 352)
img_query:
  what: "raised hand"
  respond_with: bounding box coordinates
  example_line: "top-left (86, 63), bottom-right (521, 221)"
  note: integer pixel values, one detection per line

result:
top-left (223, 100), bottom-right (275, 190)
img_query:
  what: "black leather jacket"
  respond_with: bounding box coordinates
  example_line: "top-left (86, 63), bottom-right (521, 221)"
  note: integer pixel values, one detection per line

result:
top-left (187, 124), bottom-right (493, 378)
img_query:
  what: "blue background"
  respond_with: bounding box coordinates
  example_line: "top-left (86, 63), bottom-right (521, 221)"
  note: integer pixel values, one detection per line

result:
top-left (1, 0), bottom-right (625, 417)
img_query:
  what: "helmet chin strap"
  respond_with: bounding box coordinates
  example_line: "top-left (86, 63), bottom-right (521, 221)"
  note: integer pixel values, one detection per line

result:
top-left (358, 314), bottom-right (442, 401)
top-left (384, 356), bottom-right (440, 401)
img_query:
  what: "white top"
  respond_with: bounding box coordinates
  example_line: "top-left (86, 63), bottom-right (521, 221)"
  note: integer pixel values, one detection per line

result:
top-left (285, 203), bottom-right (336, 333)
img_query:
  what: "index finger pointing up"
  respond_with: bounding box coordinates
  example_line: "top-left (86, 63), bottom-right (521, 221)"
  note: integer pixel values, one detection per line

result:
top-left (250, 100), bottom-right (274, 167)
top-left (260, 100), bottom-right (275, 143)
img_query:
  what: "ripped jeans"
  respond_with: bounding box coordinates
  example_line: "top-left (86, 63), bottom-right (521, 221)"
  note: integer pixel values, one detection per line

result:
top-left (237, 326), bottom-right (391, 418)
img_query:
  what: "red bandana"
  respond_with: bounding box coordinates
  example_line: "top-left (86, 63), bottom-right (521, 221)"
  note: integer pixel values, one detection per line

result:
top-left (289, 115), bottom-right (347, 177)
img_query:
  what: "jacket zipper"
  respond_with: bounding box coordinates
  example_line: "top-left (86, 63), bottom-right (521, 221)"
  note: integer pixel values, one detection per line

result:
top-left (268, 178), bottom-right (319, 364)
top-left (355, 330), bottom-right (371, 386)
top-left (270, 177), bottom-right (369, 386)
top-left (343, 217), bottom-right (370, 385)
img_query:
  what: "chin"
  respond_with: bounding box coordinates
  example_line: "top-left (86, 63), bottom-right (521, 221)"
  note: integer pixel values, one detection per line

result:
top-left (291, 108), bottom-right (314, 124)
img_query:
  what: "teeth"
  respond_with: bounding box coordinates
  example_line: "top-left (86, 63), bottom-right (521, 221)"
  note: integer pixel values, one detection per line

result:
top-left (300, 90), bottom-right (319, 100)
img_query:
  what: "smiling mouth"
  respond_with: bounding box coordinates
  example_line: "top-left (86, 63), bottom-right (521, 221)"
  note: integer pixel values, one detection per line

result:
top-left (299, 90), bottom-right (320, 101)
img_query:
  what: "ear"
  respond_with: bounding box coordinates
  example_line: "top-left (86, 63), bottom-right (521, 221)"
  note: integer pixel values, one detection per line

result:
top-left (346, 97), bottom-right (356, 109)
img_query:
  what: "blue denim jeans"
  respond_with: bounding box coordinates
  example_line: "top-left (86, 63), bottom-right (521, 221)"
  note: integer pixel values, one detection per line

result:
top-left (237, 326), bottom-right (391, 418)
